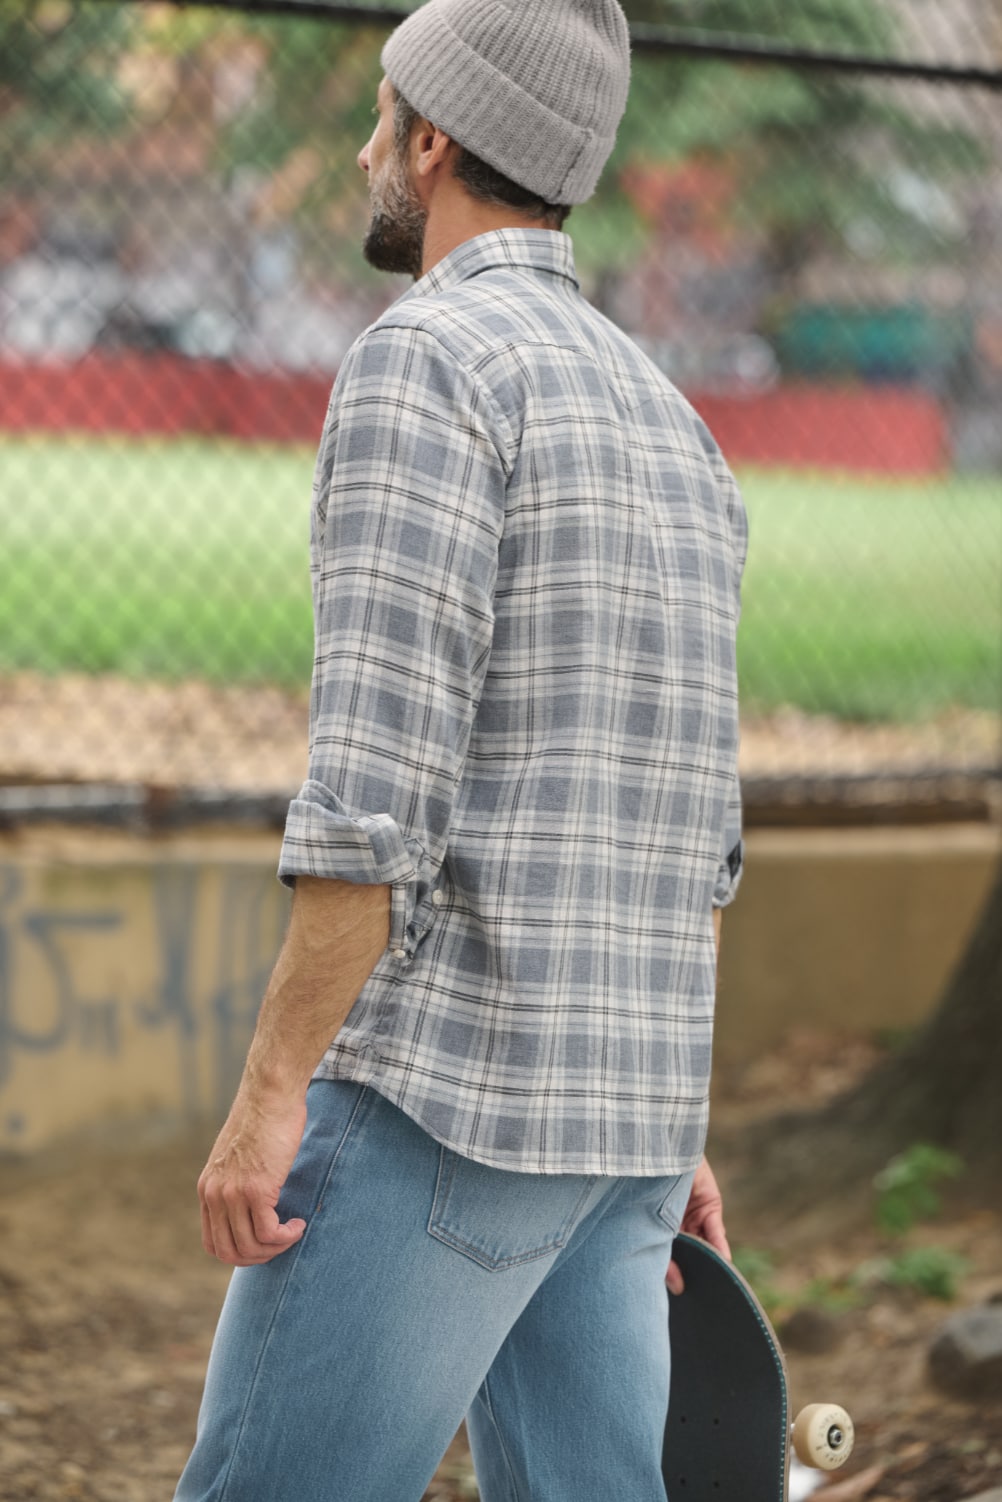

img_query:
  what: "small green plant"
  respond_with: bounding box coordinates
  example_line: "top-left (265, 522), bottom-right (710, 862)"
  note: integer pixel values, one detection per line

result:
top-left (873, 1144), bottom-right (964, 1236)
top-left (797, 1274), bottom-right (863, 1315)
top-left (880, 1247), bottom-right (969, 1301)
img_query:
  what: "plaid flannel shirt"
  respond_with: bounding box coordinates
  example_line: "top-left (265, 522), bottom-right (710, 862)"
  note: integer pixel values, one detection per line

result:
top-left (279, 229), bottom-right (747, 1175)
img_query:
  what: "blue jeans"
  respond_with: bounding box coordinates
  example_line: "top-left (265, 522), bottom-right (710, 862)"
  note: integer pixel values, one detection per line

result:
top-left (175, 1081), bottom-right (694, 1502)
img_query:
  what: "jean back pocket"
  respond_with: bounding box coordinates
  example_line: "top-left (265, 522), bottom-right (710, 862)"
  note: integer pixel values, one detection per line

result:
top-left (428, 1148), bottom-right (598, 1272)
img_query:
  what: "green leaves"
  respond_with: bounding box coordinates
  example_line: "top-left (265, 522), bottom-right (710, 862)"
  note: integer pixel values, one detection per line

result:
top-left (874, 1144), bottom-right (966, 1237)
top-left (0, 0), bottom-right (134, 163)
top-left (880, 1247), bottom-right (969, 1301)
top-left (624, 0), bottom-right (899, 55)
top-left (577, 1), bottom-right (984, 280)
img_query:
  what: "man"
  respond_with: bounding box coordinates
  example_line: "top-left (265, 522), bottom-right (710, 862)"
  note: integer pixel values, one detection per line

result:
top-left (176, 2), bottom-right (747, 1498)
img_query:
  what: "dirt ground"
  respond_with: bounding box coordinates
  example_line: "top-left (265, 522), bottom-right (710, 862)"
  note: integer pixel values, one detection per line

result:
top-left (1, 1032), bottom-right (1000, 1502)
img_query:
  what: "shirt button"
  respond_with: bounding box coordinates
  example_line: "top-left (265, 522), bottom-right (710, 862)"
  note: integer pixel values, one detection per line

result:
top-left (432, 890), bottom-right (444, 907)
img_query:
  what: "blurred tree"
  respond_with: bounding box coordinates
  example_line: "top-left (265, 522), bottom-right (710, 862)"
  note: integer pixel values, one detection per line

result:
top-left (734, 862), bottom-right (1002, 1214)
top-left (574, 0), bottom-right (984, 285)
top-left (0, 3), bottom-right (388, 289)
top-left (214, 14), bottom-right (386, 281)
top-left (627, 0), bottom-right (896, 50)
top-left (0, 0), bottom-right (980, 291)
top-left (0, 0), bottom-right (134, 189)
top-left (845, 861), bottom-right (1002, 1174)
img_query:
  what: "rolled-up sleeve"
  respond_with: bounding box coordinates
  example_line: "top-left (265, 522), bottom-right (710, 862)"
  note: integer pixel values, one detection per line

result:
top-left (279, 323), bottom-right (510, 954)
top-left (712, 774), bottom-right (744, 908)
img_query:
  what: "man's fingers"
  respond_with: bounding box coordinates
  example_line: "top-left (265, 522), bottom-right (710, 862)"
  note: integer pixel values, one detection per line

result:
top-left (250, 1199), bottom-right (306, 1250)
top-left (205, 1192), bottom-right (242, 1266)
top-left (199, 1177), bottom-right (307, 1266)
top-left (223, 1190), bottom-right (275, 1263)
top-left (228, 1186), bottom-right (305, 1261)
top-left (685, 1207), bottom-right (731, 1263)
top-left (666, 1257), bottom-right (685, 1295)
top-left (200, 1195), bottom-right (217, 1259)
top-left (701, 1207), bottom-right (731, 1262)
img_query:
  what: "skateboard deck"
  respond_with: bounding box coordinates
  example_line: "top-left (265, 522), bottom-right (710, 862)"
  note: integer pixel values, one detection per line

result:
top-left (663, 1233), bottom-right (853, 1501)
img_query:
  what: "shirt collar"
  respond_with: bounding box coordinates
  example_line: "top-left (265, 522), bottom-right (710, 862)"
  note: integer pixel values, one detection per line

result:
top-left (401, 228), bottom-right (580, 303)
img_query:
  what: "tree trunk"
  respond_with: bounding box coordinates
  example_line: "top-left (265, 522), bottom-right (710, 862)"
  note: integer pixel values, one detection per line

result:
top-left (848, 856), bottom-right (1002, 1170)
top-left (726, 858), bottom-right (1002, 1214)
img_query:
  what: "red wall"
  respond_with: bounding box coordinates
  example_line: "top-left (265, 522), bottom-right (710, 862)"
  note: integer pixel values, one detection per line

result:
top-left (690, 386), bottom-right (947, 476)
top-left (0, 353), bottom-right (332, 446)
top-left (0, 352), bottom-right (948, 474)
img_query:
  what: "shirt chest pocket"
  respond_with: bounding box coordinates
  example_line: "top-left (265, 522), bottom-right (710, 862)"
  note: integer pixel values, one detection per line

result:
top-left (428, 1147), bottom-right (598, 1272)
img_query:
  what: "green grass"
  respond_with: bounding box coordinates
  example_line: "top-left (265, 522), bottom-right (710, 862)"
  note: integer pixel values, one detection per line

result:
top-left (0, 433), bottom-right (316, 686)
top-left (738, 468), bottom-right (1001, 719)
top-left (1, 433), bottom-right (999, 719)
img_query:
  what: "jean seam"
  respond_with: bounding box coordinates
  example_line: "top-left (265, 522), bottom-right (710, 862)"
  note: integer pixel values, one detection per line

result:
top-left (655, 1172), bottom-right (687, 1234)
top-left (215, 1085), bottom-right (373, 1502)
top-left (479, 1373), bottom-right (524, 1502)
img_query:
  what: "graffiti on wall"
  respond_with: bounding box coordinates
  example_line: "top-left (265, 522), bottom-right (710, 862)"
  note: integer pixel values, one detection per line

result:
top-left (0, 862), bottom-right (288, 1144)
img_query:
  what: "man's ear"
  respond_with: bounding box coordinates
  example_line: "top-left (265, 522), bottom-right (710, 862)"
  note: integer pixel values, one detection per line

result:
top-left (413, 121), bottom-right (456, 180)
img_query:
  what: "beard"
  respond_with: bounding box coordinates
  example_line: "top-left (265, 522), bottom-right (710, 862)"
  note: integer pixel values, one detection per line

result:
top-left (362, 150), bottom-right (427, 278)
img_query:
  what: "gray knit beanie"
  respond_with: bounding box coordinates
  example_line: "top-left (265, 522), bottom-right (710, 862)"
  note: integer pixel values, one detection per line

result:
top-left (381, 0), bottom-right (631, 206)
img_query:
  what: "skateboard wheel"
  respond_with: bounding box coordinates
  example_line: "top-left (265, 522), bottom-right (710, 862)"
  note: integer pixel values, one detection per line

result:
top-left (792, 1403), bottom-right (855, 1470)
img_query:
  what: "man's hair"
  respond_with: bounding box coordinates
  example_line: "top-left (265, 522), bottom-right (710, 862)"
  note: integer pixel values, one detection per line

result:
top-left (393, 91), bottom-right (572, 231)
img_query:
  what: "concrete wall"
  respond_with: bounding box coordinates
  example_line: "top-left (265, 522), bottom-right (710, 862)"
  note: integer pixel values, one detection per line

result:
top-left (714, 823), bottom-right (1000, 1066)
top-left (0, 823), bottom-right (998, 1153)
top-left (0, 828), bottom-right (289, 1154)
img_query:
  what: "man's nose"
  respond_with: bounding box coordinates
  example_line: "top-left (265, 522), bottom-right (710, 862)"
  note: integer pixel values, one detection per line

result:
top-left (358, 140), bottom-right (371, 173)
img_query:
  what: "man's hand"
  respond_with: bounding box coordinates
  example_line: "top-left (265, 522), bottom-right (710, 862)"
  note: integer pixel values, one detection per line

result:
top-left (666, 1156), bottom-right (731, 1295)
top-left (198, 1087), bottom-right (309, 1267)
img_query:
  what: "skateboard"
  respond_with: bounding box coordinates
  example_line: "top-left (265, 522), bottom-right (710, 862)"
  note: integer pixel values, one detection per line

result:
top-left (663, 1233), bottom-right (854, 1500)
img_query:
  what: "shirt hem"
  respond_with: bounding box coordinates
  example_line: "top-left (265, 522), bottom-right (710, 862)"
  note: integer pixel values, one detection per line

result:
top-left (309, 1057), bottom-right (709, 1179)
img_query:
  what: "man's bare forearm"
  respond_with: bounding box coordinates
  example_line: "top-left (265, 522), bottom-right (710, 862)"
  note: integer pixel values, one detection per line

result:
top-left (244, 875), bottom-right (391, 1100)
top-left (198, 876), bottom-right (391, 1265)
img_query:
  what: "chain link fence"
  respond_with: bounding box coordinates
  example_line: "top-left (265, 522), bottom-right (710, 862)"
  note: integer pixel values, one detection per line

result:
top-left (1, 0), bottom-right (1000, 819)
